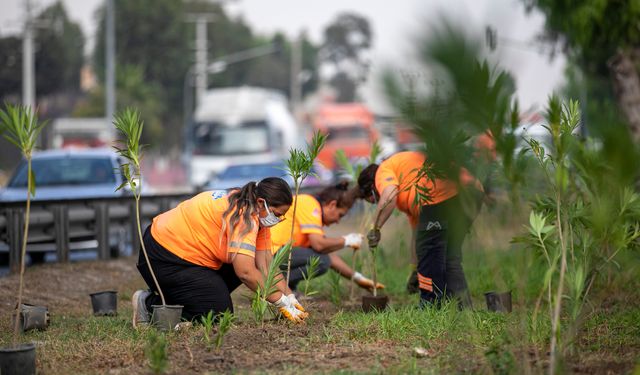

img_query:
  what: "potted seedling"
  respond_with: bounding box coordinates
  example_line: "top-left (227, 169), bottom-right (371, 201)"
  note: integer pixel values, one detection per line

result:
top-left (113, 108), bottom-right (182, 331)
top-left (0, 104), bottom-right (47, 375)
top-left (283, 131), bottom-right (326, 286)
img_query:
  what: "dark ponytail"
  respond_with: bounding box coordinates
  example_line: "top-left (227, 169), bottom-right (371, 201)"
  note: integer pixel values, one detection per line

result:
top-left (222, 177), bottom-right (292, 240)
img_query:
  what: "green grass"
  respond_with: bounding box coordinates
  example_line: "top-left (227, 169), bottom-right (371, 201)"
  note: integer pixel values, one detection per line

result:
top-left (1, 211), bottom-right (638, 373)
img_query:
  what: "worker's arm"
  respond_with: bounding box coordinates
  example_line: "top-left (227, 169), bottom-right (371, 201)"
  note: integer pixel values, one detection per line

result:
top-left (255, 249), bottom-right (293, 296)
top-left (374, 185), bottom-right (398, 230)
top-left (307, 233), bottom-right (347, 254)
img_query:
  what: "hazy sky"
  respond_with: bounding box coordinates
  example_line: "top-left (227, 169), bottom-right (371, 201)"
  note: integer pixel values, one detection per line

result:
top-left (1, 0), bottom-right (565, 114)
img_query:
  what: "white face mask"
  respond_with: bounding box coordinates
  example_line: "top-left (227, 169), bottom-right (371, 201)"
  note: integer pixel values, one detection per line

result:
top-left (259, 201), bottom-right (282, 228)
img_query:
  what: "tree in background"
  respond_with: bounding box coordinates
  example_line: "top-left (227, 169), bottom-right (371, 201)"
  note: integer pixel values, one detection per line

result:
top-left (523, 0), bottom-right (640, 143)
top-left (73, 65), bottom-right (164, 146)
top-left (0, 1), bottom-right (84, 101)
top-left (35, 1), bottom-right (85, 96)
top-left (319, 12), bottom-right (373, 102)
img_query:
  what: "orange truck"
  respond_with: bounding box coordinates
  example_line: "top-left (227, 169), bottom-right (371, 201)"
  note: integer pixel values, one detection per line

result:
top-left (312, 103), bottom-right (378, 170)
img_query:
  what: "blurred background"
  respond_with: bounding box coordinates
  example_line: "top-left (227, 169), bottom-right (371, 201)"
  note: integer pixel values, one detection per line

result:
top-left (0, 0), bottom-right (568, 194)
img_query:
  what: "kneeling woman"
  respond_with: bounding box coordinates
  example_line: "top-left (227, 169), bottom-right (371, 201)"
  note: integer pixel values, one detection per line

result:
top-left (271, 182), bottom-right (385, 292)
top-left (132, 177), bottom-right (307, 327)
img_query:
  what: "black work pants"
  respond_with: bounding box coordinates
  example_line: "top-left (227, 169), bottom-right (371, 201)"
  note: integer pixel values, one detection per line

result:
top-left (416, 194), bottom-right (477, 308)
top-left (278, 247), bottom-right (330, 291)
top-left (137, 226), bottom-right (242, 322)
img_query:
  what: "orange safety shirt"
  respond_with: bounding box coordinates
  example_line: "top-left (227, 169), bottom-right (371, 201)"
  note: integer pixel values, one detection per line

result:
top-left (270, 194), bottom-right (324, 253)
top-left (375, 151), bottom-right (459, 227)
top-left (150, 191), bottom-right (271, 270)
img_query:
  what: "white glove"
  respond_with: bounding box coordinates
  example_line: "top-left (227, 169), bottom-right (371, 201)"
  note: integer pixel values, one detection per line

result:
top-left (342, 233), bottom-right (364, 249)
top-left (352, 271), bottom-right (386, 291)
top-left (287, 294), bottom-right (307, 313)
top-left (272, 294), bottom-right (306, 323)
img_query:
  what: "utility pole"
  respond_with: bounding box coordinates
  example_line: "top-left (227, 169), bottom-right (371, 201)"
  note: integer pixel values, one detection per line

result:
top-left (185, 14), bottom-right (216, 107)
top-left (22, 0), bottom-right (35, 109)
top-left (290, 34), bottom-right (303, 112)
top-left (105, 0), bottom-right (116, 127)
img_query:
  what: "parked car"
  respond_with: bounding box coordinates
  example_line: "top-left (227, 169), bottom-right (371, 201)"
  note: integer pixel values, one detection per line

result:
top-left (0, 148), bottom-right (133, 264)
top-left (203, 160), bottom-right (334, 194)
top-left (0, 148), bottom-right (131, 202)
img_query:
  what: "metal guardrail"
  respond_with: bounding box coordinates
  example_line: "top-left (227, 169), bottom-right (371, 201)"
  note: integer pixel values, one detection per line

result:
top-left (0, 193), bottom-right (193, 273)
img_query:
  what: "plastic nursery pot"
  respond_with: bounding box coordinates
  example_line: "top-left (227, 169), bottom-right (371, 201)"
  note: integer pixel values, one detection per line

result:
top-left (484, 291), bottom-right (512, 313)
top-left (13, 303), bottom-right (50, 332)
top-left (0, 343), bottom-right (36, 375)
top-left (90, 291), bottom-right (118, 316)
top-left (362, 295), bottom-right (389, 313)
top-left (151, 305), bottom-right (184, 332)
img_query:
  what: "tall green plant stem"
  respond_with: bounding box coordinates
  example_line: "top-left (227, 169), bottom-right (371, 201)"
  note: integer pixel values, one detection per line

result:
top-left (370, 245), bottom-right (378, 297)
top-left (285, 183), bottom-right (301, 287)
top-left (550, 191), bottom-right (568, 375)
top-left (136, 194), bottom-right (165, 305)
top-left (12, 158), bottom-right (32, 346)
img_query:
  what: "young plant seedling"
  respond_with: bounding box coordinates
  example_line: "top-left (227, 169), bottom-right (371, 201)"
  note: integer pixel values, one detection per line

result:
top-left (250, 244), bottom-right (291, 325)
top-left (215, 310), bottom-right (235, 349)
top-left (145, 330), bottom-right (168, 374)
top-left (113, 109), bottom-right (166, 307)
top-left (200, 310), bottom-right (215, 351)
top-left (328, 271), bottom-right (342, 307)
top-left (335, 141), bottom-right (383, 299)
top-left (0, 103), bottom-right (48, 346)
top-left (301, 256), bottom-right (321, 297)
top-left (284, 131), bottom-right (327, 286)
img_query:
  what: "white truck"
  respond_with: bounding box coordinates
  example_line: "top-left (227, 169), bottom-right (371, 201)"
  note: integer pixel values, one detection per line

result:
top-left (184, 86), bottom-right (300, 188)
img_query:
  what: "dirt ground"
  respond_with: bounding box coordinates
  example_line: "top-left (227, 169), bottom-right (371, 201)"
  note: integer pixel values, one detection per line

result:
top-left (0, 257), bottom-right (415, 374)
top-left (1, 255), bottom-right (638, 374)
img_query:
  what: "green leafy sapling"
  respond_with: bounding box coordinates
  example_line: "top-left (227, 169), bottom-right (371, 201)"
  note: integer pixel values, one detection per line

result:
top-left (0, 103), bottom-right (48, 346)
top-left (335, 141), bottom-right (383, 299)
top-left (113, 108), bottom-right (166, 307)
top-left (284, 131), bottom-right (327, 286)
top-left (250, 244), bottom-right (291, 324)
top-left (301, 255), bottom-right (321, 297)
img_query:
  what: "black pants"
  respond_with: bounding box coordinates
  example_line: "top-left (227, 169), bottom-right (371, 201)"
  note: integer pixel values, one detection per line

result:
top-left (416, 194), bottom-right (478, 308)
top-left (137, 226), bottom-right (242, 322)
top-left (279, 247), bottom-right (330, 291)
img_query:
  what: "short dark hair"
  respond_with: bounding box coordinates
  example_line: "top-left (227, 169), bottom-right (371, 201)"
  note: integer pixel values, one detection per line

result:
top-left (357, 164), bottom-right (379, 199)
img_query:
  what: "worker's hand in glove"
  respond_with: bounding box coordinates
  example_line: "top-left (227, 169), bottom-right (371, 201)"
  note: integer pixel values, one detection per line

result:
top-left (272, 295), bottom-right (306, 323)
top-left (287, 294), bottom-right (309, 318)
top-left (342, 233), bottom-right (364, 249)
top-left (352, 271), bottom-right (386, 292)
top-left (367, 228), bottom-right (381, 248)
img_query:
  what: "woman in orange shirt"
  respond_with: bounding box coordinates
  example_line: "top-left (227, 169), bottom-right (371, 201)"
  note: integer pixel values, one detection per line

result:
top-left (270, 182), bottom-right (384, 292)
top-left (358, 151), bottom-right (482, 309)
top-left (131, 177), bottom-right (307, 327)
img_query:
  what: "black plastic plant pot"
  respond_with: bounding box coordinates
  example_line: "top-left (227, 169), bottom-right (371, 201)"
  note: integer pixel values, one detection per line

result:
top-left (13, 303), bottom-right (50, 332)
top-left (90, 291), bottom-right (118, 316)
top-left (0, 343), bottom-right (36, 375)
top-left (151, 305), bottom-right (183, 332)
top-left (484, 291), bottom-right (512, 313)
top-left (362, 295), bottom-right (389, 313)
